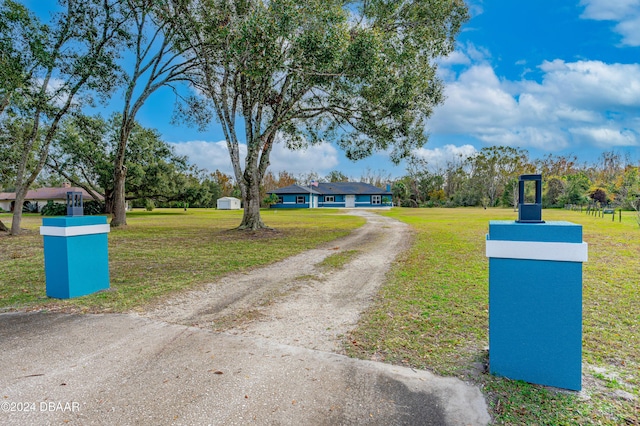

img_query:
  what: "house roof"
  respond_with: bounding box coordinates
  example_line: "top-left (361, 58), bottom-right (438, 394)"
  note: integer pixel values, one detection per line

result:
top-left (268, 182), bottom-right (391, 196)
top-left (317, 182), bottom-right (391, 195)
top-left (218, 197), bottom-right (240, 201)
top-left (0, 187), bottom-right (103, 202)
top-left (268, 184), bottom-right (322, 195)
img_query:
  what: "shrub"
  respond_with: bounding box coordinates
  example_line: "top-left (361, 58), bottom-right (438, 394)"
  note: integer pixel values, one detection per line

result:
top-left (83, 200), bottom-right (104, 215)
top-left (145, 199), bottom-right (155, 211)
top-left (41, 201), bottom-right (66, 216)
top-left (263, 193), bottom-right (279, 207)
top-left (589, 187), bottom-right (608, 205)
top-left (22, 201), bottom-right (39, 213)
top-left (131, 199), bottom-right (146, 208)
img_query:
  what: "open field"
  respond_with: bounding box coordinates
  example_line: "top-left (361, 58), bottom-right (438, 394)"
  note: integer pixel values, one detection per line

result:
top-left (0, 208), bottom-right (365, 312)
top-left (347, 207), bottom-right (639, 425)
top-left (1, 207), bottom-right (638, 424)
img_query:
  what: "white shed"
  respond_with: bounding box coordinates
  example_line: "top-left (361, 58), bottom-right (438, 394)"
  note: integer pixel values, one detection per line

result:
top-left (217, 197), bottom-right (241, 210)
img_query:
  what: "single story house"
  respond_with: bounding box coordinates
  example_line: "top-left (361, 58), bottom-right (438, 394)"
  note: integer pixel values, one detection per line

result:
top-left (267, 182), bottom-right (392, 209)
top-left (0, 185), bottom-right (103, 213)
top-left (217, 196), bottom-right (241, 210)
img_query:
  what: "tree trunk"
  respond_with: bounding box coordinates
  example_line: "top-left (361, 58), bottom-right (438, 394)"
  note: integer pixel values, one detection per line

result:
top-left (103, 190), bottom-right (114, 214)
top-left (0, 219), bottom-right (8, 232)
top-left (110, 166), bottom-right (127, 227)
top-left (238, 173), bottom-right (266, 230)
top-left (10, 187), bottom-right (27, 235)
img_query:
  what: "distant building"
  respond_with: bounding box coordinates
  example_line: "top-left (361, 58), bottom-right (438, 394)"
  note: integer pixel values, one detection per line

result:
top-left (216, 197), bottom-right (241, 210)
top-left (0, 184), bottom-right (103, 213)
top-left (267, 182), bottom-right (392, 209)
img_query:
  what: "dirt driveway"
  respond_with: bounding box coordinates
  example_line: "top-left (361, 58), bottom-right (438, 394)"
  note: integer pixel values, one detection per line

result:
top-left (1, 210), bottom-right (491, 425)
top-left (145, 210), bottom-right (412, 353)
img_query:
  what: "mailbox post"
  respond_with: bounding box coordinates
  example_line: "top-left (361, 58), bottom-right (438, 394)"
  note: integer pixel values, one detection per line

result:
top-left (40, 192), bottom-right (110, 298)
top-left (486, 174), bottom-right (588, 391)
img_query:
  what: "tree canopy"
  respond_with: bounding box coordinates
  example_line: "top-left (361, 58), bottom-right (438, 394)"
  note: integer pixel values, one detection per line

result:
top-left (47, 114), bottom-right (202, 208)
top-left (171, 0), bottom-right (469, 228)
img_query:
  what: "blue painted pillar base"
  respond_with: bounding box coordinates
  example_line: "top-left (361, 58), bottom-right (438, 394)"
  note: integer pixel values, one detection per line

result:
top-left (41, 216), bottom-right (110, 299)
top-left (486, 221), bottom-right (588, 391)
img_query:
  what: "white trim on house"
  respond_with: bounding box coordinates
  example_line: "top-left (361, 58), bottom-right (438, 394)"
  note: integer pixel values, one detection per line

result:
top-left (40, 224), bottom-right (111, 237)
top-left (486, 240), bottom-right (588, 262)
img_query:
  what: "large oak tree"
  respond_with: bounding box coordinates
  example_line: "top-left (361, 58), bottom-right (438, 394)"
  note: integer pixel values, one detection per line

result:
top-left (171, 0), bottom-right (468, 229)
top-left (47, 114), bottom-right (194, 207)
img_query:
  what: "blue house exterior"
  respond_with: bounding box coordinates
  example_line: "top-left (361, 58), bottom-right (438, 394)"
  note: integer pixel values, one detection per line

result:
top-left (268, 182), bottom-right (392, 209)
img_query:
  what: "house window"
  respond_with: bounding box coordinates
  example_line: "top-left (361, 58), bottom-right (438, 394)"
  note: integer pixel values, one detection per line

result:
top-left (277, 196), bottom-right (283, 204)
top-left (324, 196), bottom-right (335, 203)
top-left (296, 196), bottom-right (305, 204)
top-left (371, 195), bottom-right (381, 205)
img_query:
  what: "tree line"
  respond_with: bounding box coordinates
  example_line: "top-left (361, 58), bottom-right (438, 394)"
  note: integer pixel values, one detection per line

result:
top-left (3, 114), bottom-right (639, 219)
top-left (390, 147), bottom-right (640, 212)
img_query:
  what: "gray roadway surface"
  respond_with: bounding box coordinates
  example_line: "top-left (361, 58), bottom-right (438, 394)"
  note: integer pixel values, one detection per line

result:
top-left (0, 312), bottom-right (491, 425)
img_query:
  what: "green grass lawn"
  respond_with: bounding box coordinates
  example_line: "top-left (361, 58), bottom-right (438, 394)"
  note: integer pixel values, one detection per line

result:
top-left (2, 206), bottom-right (638, 424)
top-left (0, 208), bottom-right (365, 312)
top-left (346, 207), bottom-right (639, 425)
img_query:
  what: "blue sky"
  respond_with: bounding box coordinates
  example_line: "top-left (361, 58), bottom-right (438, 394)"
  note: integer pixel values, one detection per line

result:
top-left (29, 1), bottom-right (640, 179)
top-left (417, 0), bottom-right (640, 174)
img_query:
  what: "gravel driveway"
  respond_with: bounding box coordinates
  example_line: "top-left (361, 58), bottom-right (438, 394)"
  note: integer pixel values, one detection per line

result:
top-left (145, 210), bottom-right (412, 353)
top-left (1, 210), bottom-right (491, 425)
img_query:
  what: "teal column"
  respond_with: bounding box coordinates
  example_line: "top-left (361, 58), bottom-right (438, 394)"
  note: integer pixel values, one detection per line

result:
top-left (486, 221), bottom-right (588, 391)
top-left (40, 216), bottom-right (110, 299)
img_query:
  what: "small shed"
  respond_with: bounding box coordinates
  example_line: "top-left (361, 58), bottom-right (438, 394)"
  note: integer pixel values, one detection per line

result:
top-left (217, 197), bottom-right (241, 210)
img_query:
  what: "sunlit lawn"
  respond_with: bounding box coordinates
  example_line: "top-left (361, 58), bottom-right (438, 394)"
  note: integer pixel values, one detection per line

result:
top-left (0, 208), bottom-right (365, 312)
top-left (347, 207), bottom-right (639, 425)
top-left (2, 206), bottom-right (638, 424)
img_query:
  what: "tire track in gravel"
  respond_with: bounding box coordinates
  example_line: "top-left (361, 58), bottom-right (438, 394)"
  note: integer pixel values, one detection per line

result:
top-left (144, 210), bottom-right (412, 353)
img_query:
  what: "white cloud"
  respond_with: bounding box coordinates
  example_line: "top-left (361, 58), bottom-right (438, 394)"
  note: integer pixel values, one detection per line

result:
top-left (580, 0), bottom-right (640, 46)
top-left (269, 142), bottom-right (339, 174)
top-left (613, 15), bottom-right (640, 47)
top-left (170, 140), bottom-right (242, 176)
top-left (476, 127), bottom-right (572, 151)
top-left (438, 42), bottom-right (491, 70)
top-left (170, 140), bottom-right (338, 176)
top-left (429, 58), bottom-right (640, 152)
top-left (536, 60), bottom-right (640, 108)
top-left (430, 64), bottom-right (520, 134)
top-left (570, 126), bottom-right (639, 148)
top-left (413, 144), bottom-right (477, 169)
top-left (580, 0), bottom-right (639, 21)
top-left (438, 50), bottom-right (471, 67)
